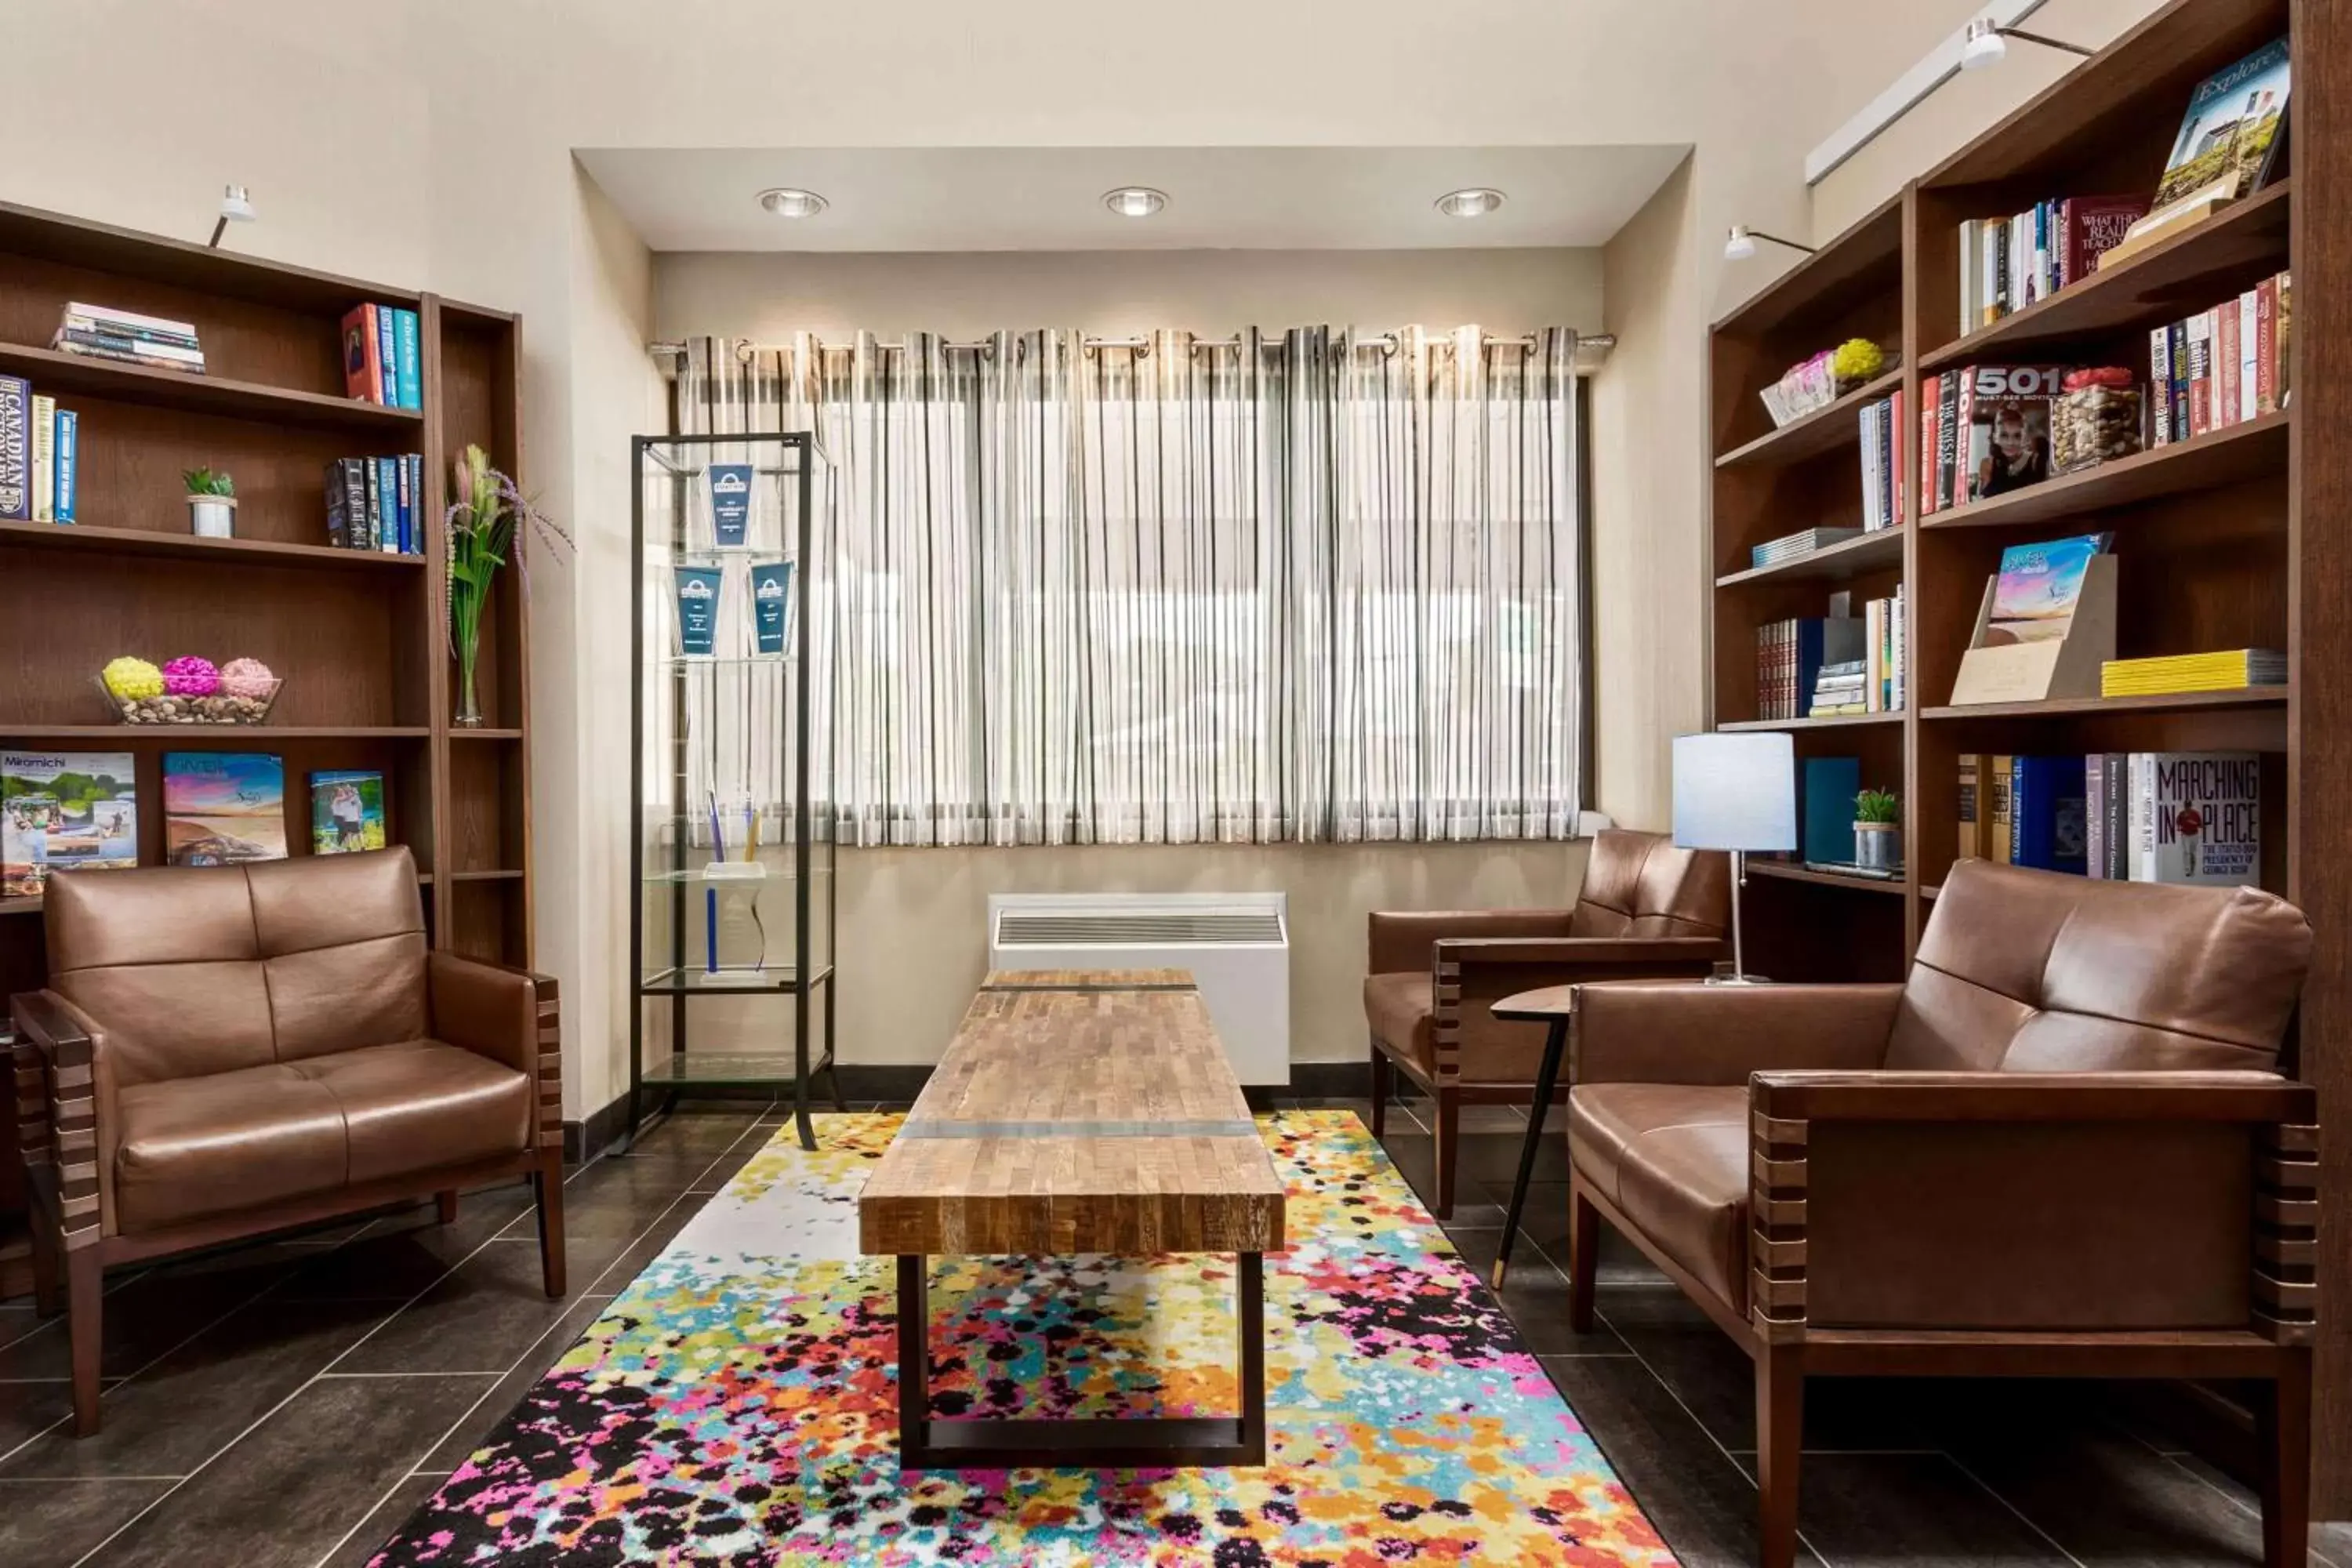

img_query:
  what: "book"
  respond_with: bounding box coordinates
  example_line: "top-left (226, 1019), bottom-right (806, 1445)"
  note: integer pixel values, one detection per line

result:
top-left (1935, 371), bottom-right (1960, 511)
top-left (2185, 311), bottom-right (2215, 438)
top-left (2149, 325), bottom-right (2173, 447)
top-left (2011, 755), bottom-right (2088, 874)
top-left (1957, 754), bottom-right (1987, 860)
top-left (2086, 753), bottom-right (2129, 879)
top-left (67, 301), bottom-right (196, 339)
top-left (2167, 321), bottom-right (2190, 442)
top-left (2238, 289), bottom-right (2260, 423)
top-left (2129, 752), bottom-right (2259, 885)
top-left (1959, 363), bottom-right (2064, 503)
top-left (0, 374), bottom-right (28, 521)
top-left (377, 456), bottom-right (401, 554)
top-left (53, 407), bottom-right (77, 524)
top-left (163, 753), bottom-right (287, 866)
top-left (1751, 526), bottom-right (1864, 568)
top-left (2216, 296), bottom-right (2242, 430)
top-left (2, 751), bottom-right (137, 896)
top-left (343, 304), bottom-right (384, 403)
top-left (53, 328), bottom-right (205, 365)
top-left (325, 459), bottom-right (354, 549)
top-left (2255, 276), bottom-right (2280, 415)
top-left (58, 313), bottom-right (203, 350)
top-left (376, 308), bottom-right (399, 408)
top-left (2059, 196), bottom-right (2148, 285)
top-left (1988, 755), bottom-right (2016, 864)
top-left (1989, 532), bottom-right (2111, 644)
top-left (30, 394), bottom-right (53, 523)
top-left (310, 770), bottom-right (387, 854)
top-left (1801, 757), bottom-right (1861, 865)
top-left (2100, 648), bottom-right (2286, 696)
top-left (393, 308), bottom-right (423, 410)
top-left (2143, 38), bottom-right (2290, 234)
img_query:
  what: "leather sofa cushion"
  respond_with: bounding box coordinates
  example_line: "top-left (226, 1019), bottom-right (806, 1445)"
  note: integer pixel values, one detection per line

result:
top-left (1569, 829), bottom-right (1730, 939)
top-left (1364, 972), bottom-right (1434, 1070)
top-left (249, 853), bottom-right (430, 1062)
top-left (1571, 1082), bottom-right (1750, 1314)
top-left (48, 868), bottom-right (278, 1086)
top-left (113, 1040), bottom-right (531, 1234)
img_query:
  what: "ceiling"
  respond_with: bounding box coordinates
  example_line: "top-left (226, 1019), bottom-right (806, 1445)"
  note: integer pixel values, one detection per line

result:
top-left (573, 145), bottom-right (1691, 252)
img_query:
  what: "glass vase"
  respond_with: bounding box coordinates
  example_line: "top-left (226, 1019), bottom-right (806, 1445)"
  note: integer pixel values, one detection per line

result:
top-left (455, 644), bottom-right (484, 728)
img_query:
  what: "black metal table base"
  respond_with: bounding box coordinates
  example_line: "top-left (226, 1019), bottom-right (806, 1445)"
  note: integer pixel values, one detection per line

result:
top-left (895, 1251), bottom-right (1267, 1469)
top-left (1493, 1017), bottom-right (1571, 1290)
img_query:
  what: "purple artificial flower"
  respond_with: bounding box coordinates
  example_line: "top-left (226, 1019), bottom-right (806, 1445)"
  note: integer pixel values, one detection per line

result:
top-left (162, 655), bottom-right (221, 697)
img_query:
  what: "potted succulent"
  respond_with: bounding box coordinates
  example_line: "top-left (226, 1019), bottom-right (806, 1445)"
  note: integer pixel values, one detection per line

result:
top-left (184, 468), bottom-right (236, 538)
top-left (1854, 787), bottom-right (1900, 872)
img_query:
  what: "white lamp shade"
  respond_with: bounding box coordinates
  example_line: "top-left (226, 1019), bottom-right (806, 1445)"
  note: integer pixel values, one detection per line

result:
top-left (1959, 18), bottom-right (2007, 70)
top-left (1723, 225), bottom-right (1759, 261)
top-left (1672, 731), bottom-right (1797, 851)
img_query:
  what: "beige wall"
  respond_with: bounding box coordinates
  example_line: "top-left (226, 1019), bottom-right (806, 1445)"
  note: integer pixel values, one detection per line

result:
top-left (653, 244), bottom-right (1601, 1066)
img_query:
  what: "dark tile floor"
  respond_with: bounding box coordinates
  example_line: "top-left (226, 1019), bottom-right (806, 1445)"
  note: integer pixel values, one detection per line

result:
top-left (0, 1096), bottom-right (2344, 1568)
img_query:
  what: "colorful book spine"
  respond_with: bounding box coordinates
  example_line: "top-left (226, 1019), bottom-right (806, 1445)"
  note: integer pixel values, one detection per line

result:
top-left (375, 307), bottom-right (398, 407)
top-left (393, 309), bottom-right (423, 410)
top-left (0, 374), bottom-right (29, 521)
top-left (2216, 299), bottom-right (2242, 430)
top-left (1988, 756), bottom-right (2015, 865)
top-left (2185, 312), bottom-right (2213, 439)
top-left (2255, 277), bottom-right (2280, 415)
top-left (53, 408), bottom-right (77, 523)
top-left (2238, 289), bottom-right (2259, 424)
top-left (2168, 321), bottom-right (2190, 443)
top-left (343, 305), bottom-right (383, 403)
top-left (30, 394), bottom-right (54, 523)
top-left (376, 456), bottom-right (400, 554)
top-left (2012, 755), bottom-right (2088, 875)
top-left (2149, 325), bottom-right (2173, 448)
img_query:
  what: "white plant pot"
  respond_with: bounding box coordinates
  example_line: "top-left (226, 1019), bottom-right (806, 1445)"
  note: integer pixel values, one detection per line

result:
top-left (189, 495), bottom-right (237, 539)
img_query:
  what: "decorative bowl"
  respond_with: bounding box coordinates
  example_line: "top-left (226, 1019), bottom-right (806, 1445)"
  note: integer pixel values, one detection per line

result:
top-left (96, 673), bottom-right (284, 725)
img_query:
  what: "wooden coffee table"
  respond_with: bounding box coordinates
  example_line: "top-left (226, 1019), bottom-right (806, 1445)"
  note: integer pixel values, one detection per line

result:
top-left (859, 968), bottom-right (1287, 1469)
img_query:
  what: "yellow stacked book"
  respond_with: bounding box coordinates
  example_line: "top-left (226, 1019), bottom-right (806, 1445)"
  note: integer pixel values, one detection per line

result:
top-left (2100, 648), bottom-right (2287, 696)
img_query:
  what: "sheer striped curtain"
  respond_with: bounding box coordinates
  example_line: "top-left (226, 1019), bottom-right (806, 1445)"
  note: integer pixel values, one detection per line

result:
top-left (674, 326), bottom-right (1582, 846)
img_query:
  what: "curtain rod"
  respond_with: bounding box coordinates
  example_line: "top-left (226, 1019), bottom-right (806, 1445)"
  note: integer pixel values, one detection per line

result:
top-left (648, 332), bottom-right (1614, 364)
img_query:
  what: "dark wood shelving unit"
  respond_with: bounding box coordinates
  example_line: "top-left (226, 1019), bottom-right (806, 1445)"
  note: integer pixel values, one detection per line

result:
top-left (0, 201), bottom-right (535, 1301)
top-left (1719, 711), bottom-right (1906, 733)
top-left (1715, 526), bottom-right (1906, 586)
top-left (1715, 367), bottom-right (1906, 470)
top-left (1709, 0), bottom-right (2352, 1509)
top-left (1747, 860), bottom-right (1907, 895)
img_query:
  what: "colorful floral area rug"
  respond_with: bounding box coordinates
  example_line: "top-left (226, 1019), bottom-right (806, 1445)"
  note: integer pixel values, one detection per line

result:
top-left (368, 1110), bottom-right (1673, 1566)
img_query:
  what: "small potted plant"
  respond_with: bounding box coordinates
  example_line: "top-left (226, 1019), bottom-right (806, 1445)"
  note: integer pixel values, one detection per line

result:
top-left (184, 468), bottom-right (236, 538)
top-left (1854, 787), bottom-right (1900, 873)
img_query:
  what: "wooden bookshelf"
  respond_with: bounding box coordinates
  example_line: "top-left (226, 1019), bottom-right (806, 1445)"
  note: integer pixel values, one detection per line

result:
top-left (0, 202), bottom-right (535, 1298)
top-left (1708, 0), bottom-right (2352, 1511)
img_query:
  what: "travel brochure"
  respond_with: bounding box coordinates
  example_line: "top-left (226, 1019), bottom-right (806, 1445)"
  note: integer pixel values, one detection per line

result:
top-left (2, 750), bottom-right (137, 897)
top-left (311, 769), bottom-right (387, 854)
top-left (1988, 532), bottom-right (2111, 645)
top-left (164, 751), bottom-right (287, 866)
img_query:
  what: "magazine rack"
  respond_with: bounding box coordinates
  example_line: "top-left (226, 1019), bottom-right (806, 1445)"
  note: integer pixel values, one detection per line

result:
top-left (1946, 553), bottom-right (2118, 706)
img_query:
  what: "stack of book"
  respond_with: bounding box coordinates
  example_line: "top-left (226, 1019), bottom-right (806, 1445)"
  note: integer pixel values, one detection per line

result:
top-left (1856, 388), bottom-right (1904, 531)
top-left (2147, 271), bottom-right (2289, 447)
top-left (2100, 648), bottom-right (2285, 698)
top-left (1757, 613), bottom-right (1863, 722)
top-left (50, 302), bottom-right (205, 374)
top-left (1961, 752), bottom-right (2261, 885)
top-left (0, 376), bottom-right (79, 523)
top-left (1864, 588), bottom-right (1905, 713)
top-left (341, 304), bottom-right (423, 409)
top-left (1807, 659), bottom-right (1867, 717)
top-left (1956, 198), bottom-right (2147, 334)
top-left (325, 455), bottom-right (426, 554)
top-left (1750, 526), bottom-right (1861, 570)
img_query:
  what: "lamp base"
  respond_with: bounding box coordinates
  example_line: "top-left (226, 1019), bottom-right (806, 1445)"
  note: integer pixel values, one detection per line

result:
top-left (1704, 971), bottom-right (1772, 986)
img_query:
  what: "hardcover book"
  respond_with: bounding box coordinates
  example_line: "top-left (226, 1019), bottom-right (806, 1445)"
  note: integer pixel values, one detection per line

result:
top-left (1988, 533), bottom-right (2111, 644)
top-left (2, 751), bottom-right (137, 895)
top-left (1959, 363), bottom-right (2066, 502)
top-left (31, 394), bottom-right (54, 522)
top-left (53, 407), bottom-right (78, 523)
top-left (2129, 752), bottom-right (2259, 886)
top-left (163, 752), bottom-right (286, 866)
top-left (342, 304), bottom-right (383, 403)
top-left (310, 770), bottom-right (386, 854)
top-left (2011, 755), bottom-right (2088, 875)
top-left (0, 373), bottom-right (30, 521)
top-left (2060, 196), bottom-right (2148, 285)
top-left (1800, 757), bottom-right (1861, 866)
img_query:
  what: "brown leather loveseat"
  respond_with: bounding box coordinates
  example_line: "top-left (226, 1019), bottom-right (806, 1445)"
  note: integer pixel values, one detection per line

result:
top-left (1563, 858), bottom-right (2318, 1568)
top-left (10, 847), bottom-right (566, 1436)
top-left (1364, 828), bottom-right (1730, 1215)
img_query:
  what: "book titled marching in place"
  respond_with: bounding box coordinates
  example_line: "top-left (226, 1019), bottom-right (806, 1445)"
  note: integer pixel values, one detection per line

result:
top-left (2130, 752), bottom-right (2259, 886)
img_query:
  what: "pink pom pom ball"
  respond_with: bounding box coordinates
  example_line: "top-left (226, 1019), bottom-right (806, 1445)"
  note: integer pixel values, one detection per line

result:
top-left (218, 657), bottom-right (276, 700)
top-left (162, 655), bottom-right (221, 697)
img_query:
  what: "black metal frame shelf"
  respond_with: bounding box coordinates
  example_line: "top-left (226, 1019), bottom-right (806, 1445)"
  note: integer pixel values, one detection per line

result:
top-left (627, 430), bottom-right (840, 1152)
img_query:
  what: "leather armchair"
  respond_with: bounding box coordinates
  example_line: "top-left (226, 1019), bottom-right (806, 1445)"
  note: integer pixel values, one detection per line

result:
top-left (1363, 828), bottom-right (1730, 1216)
top-left (9, 847), bottom-right (566, 1436)
top-left (1563, 858), bottom-right (2318, 1568)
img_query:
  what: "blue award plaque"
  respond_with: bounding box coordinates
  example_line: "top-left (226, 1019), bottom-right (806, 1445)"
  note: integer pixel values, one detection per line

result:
top-left (673, 564), bottom-right (724, 656)
top-left (708, 463), bottom-right (753, 548)
top-left (751, 559), bottom-right (795, 655)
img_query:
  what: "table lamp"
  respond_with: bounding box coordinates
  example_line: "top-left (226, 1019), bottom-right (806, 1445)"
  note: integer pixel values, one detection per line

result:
top-left (1672, 731), bottom-right (1797, 985)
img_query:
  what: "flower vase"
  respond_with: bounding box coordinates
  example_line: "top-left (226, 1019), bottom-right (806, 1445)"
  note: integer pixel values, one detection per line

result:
top-left (455, 644), bottom-right (484, 728)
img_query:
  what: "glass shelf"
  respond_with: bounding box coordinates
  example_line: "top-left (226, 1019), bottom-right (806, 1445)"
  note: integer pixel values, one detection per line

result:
top-left (659, 654), bottom-right (797, 666)
top-left (642, 1048), bottom-right (836, 1086)
top-left (639, 963), bottom-right (834, 996)
top-left (641, 865), bottom-right (828, 883)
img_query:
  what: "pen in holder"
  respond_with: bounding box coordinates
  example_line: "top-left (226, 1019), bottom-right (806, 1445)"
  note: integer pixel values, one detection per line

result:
top-left (702, 796), bottom-right (768, 974)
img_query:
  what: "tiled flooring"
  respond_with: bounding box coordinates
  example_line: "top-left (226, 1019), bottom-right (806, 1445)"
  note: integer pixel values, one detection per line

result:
top-left (1, 1097), bottom-right (2345, 1568)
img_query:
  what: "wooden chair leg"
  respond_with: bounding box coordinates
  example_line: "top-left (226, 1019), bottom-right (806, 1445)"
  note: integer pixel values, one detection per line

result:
top-left (436, 1189), bottom-right (460, 1225)
top-left (67, 1245), bottom-right (103, 1438)
top-left (2256, 1349), bottom-right (2310, 1568)
top-left (1368, 1038), bottom-right (1391, 1138)
top-left (28, 1209), bottom-right (62, 1318)
top-left (1755, 1341), bottom-right (1804, 1568)
top-left (1566, 1178), bottom-right (1600, 1334)
top-left (1432, 1085), bottom-right (1460, 1220)
top-left (534, 1145), bottom-right (568, 1298)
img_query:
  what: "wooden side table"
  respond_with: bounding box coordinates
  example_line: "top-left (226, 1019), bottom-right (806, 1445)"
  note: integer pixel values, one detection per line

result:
top-left (1488, 985), bottom-right (1581, 1290)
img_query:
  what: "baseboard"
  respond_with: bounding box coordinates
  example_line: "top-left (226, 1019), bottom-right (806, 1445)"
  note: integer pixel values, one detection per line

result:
top-left (1289, 1062), bottom-right (1374, 1098)
top-left (564, 1093), bottom-right (633, 1165)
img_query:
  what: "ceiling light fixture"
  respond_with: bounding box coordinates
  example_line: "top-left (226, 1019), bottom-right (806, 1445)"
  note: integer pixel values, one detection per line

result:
top-left (1724, 223), bottom-right (1817, 263)
top-left (1436, 187), bottom-right (1506, 219)
top-left (757, 187), bottom-right (828, 219)
top-left (1959, 16), bottom-right (2093, 71)
top-left (1102, 187), bottom-right (1168, 219)
top-left (208, 183), bottom-right (256, 248)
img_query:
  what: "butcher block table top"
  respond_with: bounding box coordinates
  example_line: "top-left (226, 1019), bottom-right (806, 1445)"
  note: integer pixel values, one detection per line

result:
top-left (858, 969), bottom-right (1287, 1257)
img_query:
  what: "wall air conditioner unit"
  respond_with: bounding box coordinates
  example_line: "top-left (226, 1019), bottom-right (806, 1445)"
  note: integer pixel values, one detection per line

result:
top-left (986, 892), bottom-right (1290, 1087)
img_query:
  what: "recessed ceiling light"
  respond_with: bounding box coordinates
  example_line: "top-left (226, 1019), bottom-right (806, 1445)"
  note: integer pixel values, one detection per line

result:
top-left (1102, 187), bottom-right (1169, 219)
top-left (757, 187), bottom-right (827, 219)
top-left (1436, 187), bottom-right (1506, 218)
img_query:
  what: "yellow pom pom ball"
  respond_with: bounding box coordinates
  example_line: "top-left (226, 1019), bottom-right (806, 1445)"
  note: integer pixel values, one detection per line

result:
top-left (1831, 338), bottom-right (1886, 383)
top-left (103, 656), bottom-right (165, 702)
